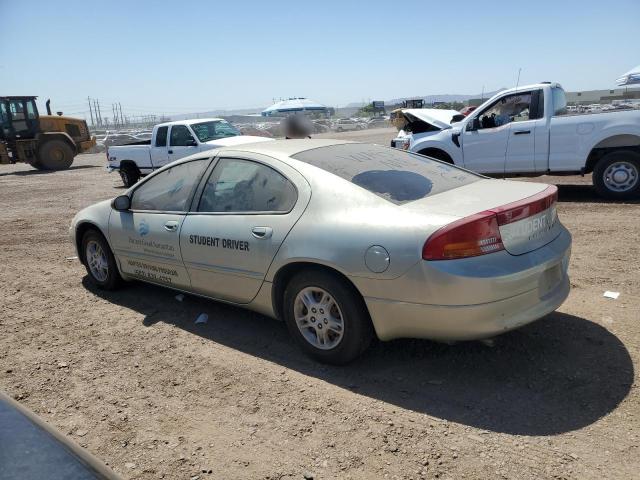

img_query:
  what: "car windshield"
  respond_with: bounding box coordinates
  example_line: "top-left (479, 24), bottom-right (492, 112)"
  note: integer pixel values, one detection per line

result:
top-left (190, 120), bottom-right (241, 142)
top-left (292, 143), bottom-right (481, 205)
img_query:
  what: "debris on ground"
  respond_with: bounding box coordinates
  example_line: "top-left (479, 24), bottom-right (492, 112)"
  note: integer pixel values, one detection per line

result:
top-left (604, 291), bottom-right (620, 299)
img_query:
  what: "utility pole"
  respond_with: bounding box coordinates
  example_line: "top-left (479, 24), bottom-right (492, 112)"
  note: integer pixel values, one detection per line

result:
top-left (118, 102), bottom-right (125, 125)
top-left (87, 97), bottom-right (95, 127)
top-left (93, 100), bottom-right (99, 126)
top-left (95, 99), bottom-right (103, 127)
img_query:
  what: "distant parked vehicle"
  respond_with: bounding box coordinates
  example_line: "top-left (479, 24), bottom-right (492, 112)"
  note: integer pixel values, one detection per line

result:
top-left (366, 117), bottom-right (389, 128)
top-left (392, 82), bottom-right (640, 200)
top-left (103, 133), bottom-right (140, 147)
top-left (459, 106), bottom-right (477, 116)
top-left (133, 132), bottom-right (153, 141)
top-left (334, 118), bottom-right (365, 132)
top-left (106, 118), bottom-right (272, 187)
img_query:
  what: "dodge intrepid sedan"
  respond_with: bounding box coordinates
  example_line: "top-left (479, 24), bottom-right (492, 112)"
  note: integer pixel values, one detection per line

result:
top-left (71, 139), bottom-right (571, 364)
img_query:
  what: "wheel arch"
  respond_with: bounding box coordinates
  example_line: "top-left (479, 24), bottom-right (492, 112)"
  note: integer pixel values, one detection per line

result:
top-left (75, 221), bottom-right (110, 266)
top-left (37, 132), bottom-right (77, 154)
top-left (585, 134), bottom-right (640, 173)
top-left (416, 147), bottom-right (454, 164)
top-left (270, 261), bottom-right (371, 324)
top-left (118, 159), bottom-right (140, 172)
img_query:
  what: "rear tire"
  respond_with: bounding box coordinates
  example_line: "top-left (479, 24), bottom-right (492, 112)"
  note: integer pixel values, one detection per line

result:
top-left (81, 230), bottom-right (121, 290)
top-left (593, 150), bottom-right (640, 200)
top-left (283, 269), bottom-right (373, 364)
top-left (119, 164), bottom-right (140, 188)
top-left (36, 139), bottom-right (74, 170)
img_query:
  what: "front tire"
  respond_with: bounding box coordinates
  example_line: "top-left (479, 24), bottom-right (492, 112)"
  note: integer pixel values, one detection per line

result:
top-left (81, 230), bottom-right (121, 290)
top-left (36, 139), bottom-right (74, 170)
top-left (283, 269), bottom-right (373, 364)
top-left (593, 150), bottom-right (640, 200)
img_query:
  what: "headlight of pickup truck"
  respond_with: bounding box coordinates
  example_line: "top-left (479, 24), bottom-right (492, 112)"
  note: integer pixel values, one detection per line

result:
top-left (392, 138), bottom-right (410, 150)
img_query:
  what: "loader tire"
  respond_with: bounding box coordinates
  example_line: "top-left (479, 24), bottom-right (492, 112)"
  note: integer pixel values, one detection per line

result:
top-left (36, 140), bottom-right (74, 170)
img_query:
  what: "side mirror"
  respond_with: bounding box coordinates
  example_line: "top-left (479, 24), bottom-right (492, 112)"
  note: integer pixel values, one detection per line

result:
top-left (112, 195), bottom-right (131, 211)
top-left (467, 117), bottom-right (481, 131)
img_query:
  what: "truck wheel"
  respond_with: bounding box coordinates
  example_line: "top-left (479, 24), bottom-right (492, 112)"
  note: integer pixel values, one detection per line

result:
top-left (283, 269), bottom-right (373, 364)
top-left (593, 150), bottom-right (640, 200)
top-left (81, 230), bottom-right (122, 290)
top-left (36, 140), bottom-right (74, 170)
top-left (119, 164), bottom-right (140, 187)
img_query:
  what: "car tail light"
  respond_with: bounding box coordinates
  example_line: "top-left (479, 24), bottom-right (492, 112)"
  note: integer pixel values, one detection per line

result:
top-left (422, 212), bottom-right (504, 260)
top-left (422, 186), bottom-right (557, 261)
top-left (491, 185), bottom-right (557, 225)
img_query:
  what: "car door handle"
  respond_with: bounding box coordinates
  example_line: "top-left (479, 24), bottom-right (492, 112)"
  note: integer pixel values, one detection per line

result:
top-left (168, 149), bottom-right (173, 154)
top-left (164, 221), bottom-right (179, 232)
top-left (513, 130), bottom-right (531, 135)
top-left (251, 226), bottom-right (273, 239)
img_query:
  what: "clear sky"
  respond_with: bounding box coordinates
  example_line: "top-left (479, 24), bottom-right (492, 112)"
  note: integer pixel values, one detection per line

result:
top-left (1, 0), bottom-right (638, 120)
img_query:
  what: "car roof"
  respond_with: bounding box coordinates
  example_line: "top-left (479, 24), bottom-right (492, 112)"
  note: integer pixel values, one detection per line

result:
top-left (216, 138), bottom-right (355, 159)
top-left (498, 82), bottom-right (562, 96)
top-left (164, 139), bottom-right (355, 171)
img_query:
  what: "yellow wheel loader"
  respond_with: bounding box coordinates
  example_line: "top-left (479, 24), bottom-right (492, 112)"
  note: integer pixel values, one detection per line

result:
top-left (0, 96), bottom-right (95, 170)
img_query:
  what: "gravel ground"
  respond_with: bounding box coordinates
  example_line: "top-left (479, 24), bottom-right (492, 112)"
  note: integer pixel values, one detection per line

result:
top-left (1, 127), bottom-right (638, 479)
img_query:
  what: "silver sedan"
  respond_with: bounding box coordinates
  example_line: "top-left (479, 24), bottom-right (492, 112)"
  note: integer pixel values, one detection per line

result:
top-left (70, 139), bottom-right (571, 364)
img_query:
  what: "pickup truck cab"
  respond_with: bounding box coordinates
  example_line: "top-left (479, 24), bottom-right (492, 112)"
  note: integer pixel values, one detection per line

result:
top-left (107, 118), bottom-right (272, 186)
top-left (392, 83), bottom-right (640, 199)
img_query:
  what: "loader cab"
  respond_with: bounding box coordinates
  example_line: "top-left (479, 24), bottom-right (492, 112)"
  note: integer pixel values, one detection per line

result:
top-left (0, 96), bottom-right (41, 141)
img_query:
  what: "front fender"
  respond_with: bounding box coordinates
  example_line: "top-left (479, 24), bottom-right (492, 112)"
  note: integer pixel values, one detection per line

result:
top-left (410, 135), bottom-right (461, 165)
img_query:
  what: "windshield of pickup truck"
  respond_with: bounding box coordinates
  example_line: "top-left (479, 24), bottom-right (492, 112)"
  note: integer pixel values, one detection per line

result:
top-left (191, 120), bottom-right (241, 142)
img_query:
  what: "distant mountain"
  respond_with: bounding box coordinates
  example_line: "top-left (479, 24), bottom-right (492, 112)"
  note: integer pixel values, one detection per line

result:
top-left (169, 107), bottom-right (266, 120)
top-left (345, 89), bottom-right (505, 108)
top-left (168, 89), bottom-right (507, 120)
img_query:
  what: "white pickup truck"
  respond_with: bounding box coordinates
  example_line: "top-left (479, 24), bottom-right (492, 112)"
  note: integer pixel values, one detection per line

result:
top-left (106, 118), bottom-right (272, 186)
top-left (392, 83), bottom-right (640, 199)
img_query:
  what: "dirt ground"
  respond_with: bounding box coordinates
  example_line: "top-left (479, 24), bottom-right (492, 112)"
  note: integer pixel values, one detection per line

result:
top-left (1, 127), bottom-right (638, 479)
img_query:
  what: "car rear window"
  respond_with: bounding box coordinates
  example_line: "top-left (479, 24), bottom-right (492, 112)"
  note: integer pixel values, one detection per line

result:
top-left (291, 143), bottom-right (480, 205)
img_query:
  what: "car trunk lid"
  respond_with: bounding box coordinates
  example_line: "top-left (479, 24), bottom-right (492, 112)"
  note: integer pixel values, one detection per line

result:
top-left (408, 179), bottom-right (561, 256)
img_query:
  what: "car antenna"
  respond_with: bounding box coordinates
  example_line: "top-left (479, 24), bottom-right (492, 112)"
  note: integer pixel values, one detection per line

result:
top-left (503, 67), bottom-right (522, 179)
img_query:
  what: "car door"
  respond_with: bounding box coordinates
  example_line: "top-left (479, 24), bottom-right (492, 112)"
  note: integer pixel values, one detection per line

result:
top-left (168, 124), bottom-right (199, 164)
top-left (504, 90), bottom-right (539, 173)
top-left (180, 153), bottom-right (311, 303)
top-left (108, 158), bottom-right (210, 289)
top-left (150, 125), bottom-right (169, 168)
top-left (461, 92), bottom-right (534, 174)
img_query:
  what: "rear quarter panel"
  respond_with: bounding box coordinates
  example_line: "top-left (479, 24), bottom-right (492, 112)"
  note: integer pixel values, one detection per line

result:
top-left (549, 110), bottom-right (640, 171)
top-left (266, 166), bottom-right (458, 282)
top-left (108, 145), bottom-right (153, 169)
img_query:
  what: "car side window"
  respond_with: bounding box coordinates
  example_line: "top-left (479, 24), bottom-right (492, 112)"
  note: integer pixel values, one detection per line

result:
top-left (198, 158), bottom-right (297, 213)
top-left (477, 92), bottom-right (532, 129)
top-left (155, 126), bottom-right (168, 147)
top-left (170, 125), bottom-right (195, 147)
top-left (131, 159), bottom-right (208, 212)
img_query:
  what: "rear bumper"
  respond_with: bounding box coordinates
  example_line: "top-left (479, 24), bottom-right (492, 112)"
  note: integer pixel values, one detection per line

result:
top-left (366, 273), bottom-right (569, 341)
top-left (361, 227), bottom-right (572, 341)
